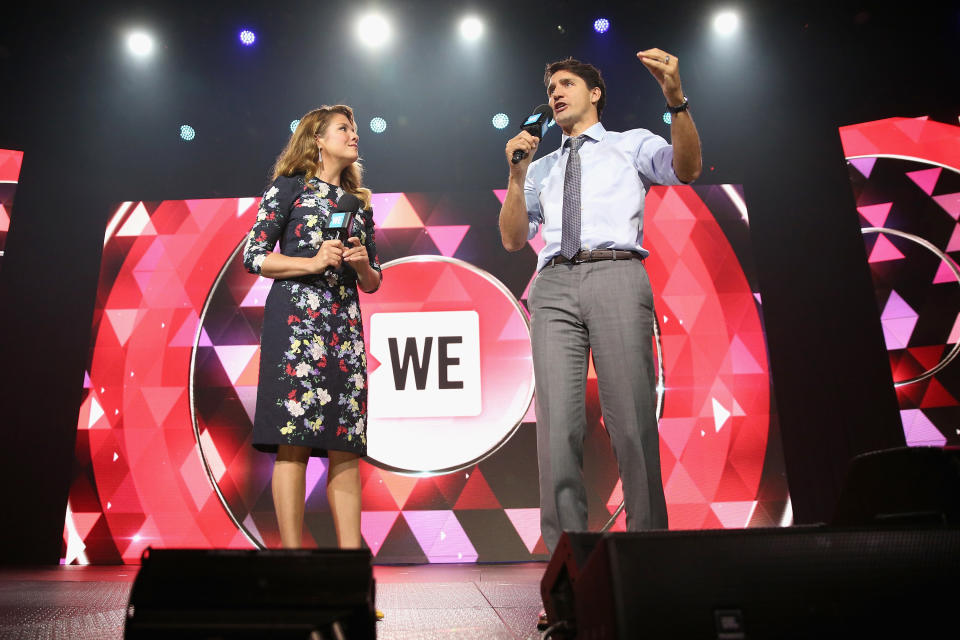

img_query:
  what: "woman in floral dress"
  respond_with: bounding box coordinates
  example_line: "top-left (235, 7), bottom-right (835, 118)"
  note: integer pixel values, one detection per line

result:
top-left (243, 105), bottom-right (381, 550)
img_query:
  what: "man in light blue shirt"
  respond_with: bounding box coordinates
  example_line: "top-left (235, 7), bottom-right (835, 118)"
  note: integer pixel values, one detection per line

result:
top-left (499, 53), bottom-right (702, 563)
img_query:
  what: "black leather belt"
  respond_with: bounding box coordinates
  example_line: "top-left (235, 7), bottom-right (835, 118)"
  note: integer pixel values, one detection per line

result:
top-left (547, 249), bottom-right (644, 266)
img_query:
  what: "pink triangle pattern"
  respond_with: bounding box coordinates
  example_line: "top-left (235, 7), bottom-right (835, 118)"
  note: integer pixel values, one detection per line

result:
top-left (304, 457), bottom-right (328, 499)
top-left (361, 511), bottom-right (400, 556)
top-left (0, 149), bottom-right (23, 182)
top-left (899, 409), bottom-right (946, 447)
top-left (105, 309), bottom-right (139, 346)
top-left (729, 335), bottom-right (765, 374)
top-left (731, 397), bottom-right (746, 417)
top-left (425, 226), bottom-right (470, 257)
top-left (403, 511), bottom-right (478, 563)
top-left (168, 312), bottom-right (201, 348)
top-left (665, 464), bottom-right (707, 503)
top-left (197, 428), bottom-right (227, 483)
top-left (932, 193), bottom-right (960, 221)
top-left (235, 386), bottom-right (258, 424)
top-left (369, 193), bottom-right (404, 227)
top-left (497, 309), bottom-right (530, 342)
top-left (856, 202), bottom-right (892, 227)
top-left (492, 189), bottom-right (507, 204)
top-left (948, 225), bottom-right (960, 253)
top-left (132, 271), bottom-right (153, 296)
top-left (241, 277), bottom-right (273, 307)
top-left (70, 512), bottom-right (102, 541)
top-left (134, 237), bottom-right (167, 273)
top-left (905, 168), bottom-right (941, 195)
top-left (141, 387), bottom-right (183, 428)
top-left (521, 271), bottom-right (536, 301)
top-left (179, 447), bottom-right (215, 512)
top-left (504, 508), bottom-right (542, 554)
top-left (121, 516), bottom-right (161, 563)
top-left (881, 290), bottom-right (916, 320)
top-left (933, 260), bottom-right (958, 284)
top-left (213, 345), bottom-right (260, 385)
top-left (894, 118), bottom-right (928, 143)
top-left (868, 233), bottom-right (904, 262)
top-left (947, 313), bottom-right (960, 345)
top-left (710, 501), bottom-right (756, 528)
top-left (116, 203), bottom-right (157, 237)
top-left (881, 317), bottom-right (917, 350)
top-left (242, 514), bottom-right (265, 545)
top-left (0, 204), bottom-right (9, 232)
top-left (659, 417), bottom-right (696, 459)
top-left (76, 394), bottom-right (102, 431)
top-left (849, 157), bottom-right (877, 178)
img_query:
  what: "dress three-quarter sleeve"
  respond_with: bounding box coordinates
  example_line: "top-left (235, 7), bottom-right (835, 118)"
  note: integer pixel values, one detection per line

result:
top-left (243, 175), bottom-right (301, 275)
top-left (361, 205), bottom-right (382, 291)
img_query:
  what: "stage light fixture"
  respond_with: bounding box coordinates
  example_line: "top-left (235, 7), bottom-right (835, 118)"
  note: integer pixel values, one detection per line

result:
top-left (492, 113), bottom-right (509, 130)
top-left (239, 29), bottom-right (256, 46)
top-left (713, 10), bottom-right (740, 35)
top-left (663, 112), bottom-right (672, 125)
top-left (126, 31), bottom-right (154, 57)
top-left (357, 13), bottom-right (392, 48)
top-left (370, 117), bottom-right (387, 133)
top-left (593, 18), bottom-right (610, 34)
top-left (290, 119), bottom-right (300, 133)
top-left (180, 125), bottom-right (196, 141)
top-left (460, 16), bottom-right (484, 41)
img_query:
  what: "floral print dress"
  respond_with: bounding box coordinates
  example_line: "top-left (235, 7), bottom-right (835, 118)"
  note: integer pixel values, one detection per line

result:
top-left (243, 174), bottom-right (380, 457)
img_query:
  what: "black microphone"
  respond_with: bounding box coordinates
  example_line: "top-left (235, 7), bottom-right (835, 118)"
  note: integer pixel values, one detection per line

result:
top-left (326, 193), bottom-right (362, 242)
top-left (511, 104), bottom-right (554, 164)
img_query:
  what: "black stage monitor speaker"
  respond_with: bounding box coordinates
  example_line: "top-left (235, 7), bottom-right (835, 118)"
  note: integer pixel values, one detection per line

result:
top-left (124, 547), bottom-right (376, 639)
top-left (833, 446), bottom-right (960, 526)
top-left (539, 531), bottom-right (603, 631)
top-left (543, 526), bottom-right (960, 639)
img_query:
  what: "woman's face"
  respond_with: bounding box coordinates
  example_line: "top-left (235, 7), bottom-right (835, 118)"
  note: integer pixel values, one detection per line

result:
top-left (316, 113), bottom-right (359, 166)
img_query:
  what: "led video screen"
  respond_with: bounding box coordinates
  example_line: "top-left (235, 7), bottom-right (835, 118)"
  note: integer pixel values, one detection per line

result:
top-left (840, 116), bottom-right (960, 447)
top-left (0, 148), bottom-right (24, 270)
top-left (63, 185), bottom-right (789, 564)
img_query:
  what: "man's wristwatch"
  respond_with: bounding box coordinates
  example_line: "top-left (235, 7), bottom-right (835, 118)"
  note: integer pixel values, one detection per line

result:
top-left (666, 96), bottom-right (689, 114)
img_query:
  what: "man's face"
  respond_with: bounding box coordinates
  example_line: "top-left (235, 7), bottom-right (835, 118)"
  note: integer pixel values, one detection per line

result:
top-left (547, 70), bottom-right (599, 129)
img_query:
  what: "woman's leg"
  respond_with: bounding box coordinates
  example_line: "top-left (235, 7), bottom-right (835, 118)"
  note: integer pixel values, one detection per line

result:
top-left (327, 449), bottom-right (362, 549)
top-left (272, 444), bottom-right (312, 548)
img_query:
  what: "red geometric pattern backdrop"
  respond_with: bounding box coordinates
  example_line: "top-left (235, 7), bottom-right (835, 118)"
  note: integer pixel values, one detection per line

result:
top-left (840, 117), bottom-right (960, 447)
top-left (0, 148), bottom-right (24, 271)
top-left (62, 185), bottom-right (790, 564)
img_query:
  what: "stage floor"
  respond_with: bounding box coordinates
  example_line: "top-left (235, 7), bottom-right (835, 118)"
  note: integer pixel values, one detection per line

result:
top-left (0, 562), bottom-right (547, 639)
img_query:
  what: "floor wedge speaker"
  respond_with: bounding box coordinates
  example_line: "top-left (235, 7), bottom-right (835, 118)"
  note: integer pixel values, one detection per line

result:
top-left (539, 531), bottom-right (603, 630)
top-left (124, 547), bottom-right (376, 639)
top-left (543, 525), bottom-right (960, 639)
top-left (833, 446), bottom-right (960, 525)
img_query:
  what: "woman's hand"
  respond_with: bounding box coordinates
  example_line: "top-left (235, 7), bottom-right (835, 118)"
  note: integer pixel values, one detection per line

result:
top-left (343, 237), bottom-right (369, 272)
top-left (313, 239), bottom-right (344, 272)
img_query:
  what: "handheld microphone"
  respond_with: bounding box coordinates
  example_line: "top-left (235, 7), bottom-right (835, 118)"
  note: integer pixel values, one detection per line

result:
top-left (326, 193), bottom-right (362, 243)
top-left (511, 104), bottom-right (554, 164)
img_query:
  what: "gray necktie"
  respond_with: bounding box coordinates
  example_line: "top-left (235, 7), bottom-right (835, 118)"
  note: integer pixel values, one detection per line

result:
top-left (560, 135), bottom-right (586, 260)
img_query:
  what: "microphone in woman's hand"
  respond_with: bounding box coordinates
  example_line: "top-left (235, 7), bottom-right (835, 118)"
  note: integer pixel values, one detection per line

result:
top-left (327, 193), bottom-right (362, 242)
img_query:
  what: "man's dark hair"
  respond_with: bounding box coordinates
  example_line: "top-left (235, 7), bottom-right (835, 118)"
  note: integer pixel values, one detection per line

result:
top-left (544, 57), bottom-right (607, 118)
